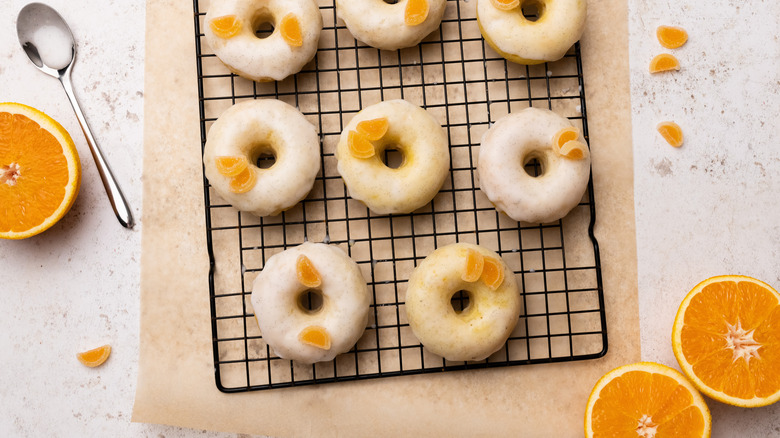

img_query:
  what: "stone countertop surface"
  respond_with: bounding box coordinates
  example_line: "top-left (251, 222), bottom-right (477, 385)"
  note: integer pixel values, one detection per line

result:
top-left (0, 0), bottom-right (778, 437)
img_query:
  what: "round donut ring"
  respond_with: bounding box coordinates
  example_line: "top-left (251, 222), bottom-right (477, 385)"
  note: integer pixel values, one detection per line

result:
top-left (335, 0), bottom-right (448, 50)
top-left (476, 0), bottom-right (586, 64)
top-left (204, 0), bottom-right (322, 81)
top-left (203, 99), bottom-right (320, 217)
top-left (478, 107), bottom-right (591, 224)
top-left (335, 99), bottom-right (450, 215)
top-left (405, 243), bottom-right (522, 362)
top-left (251, 242), bottom-right (371, 364)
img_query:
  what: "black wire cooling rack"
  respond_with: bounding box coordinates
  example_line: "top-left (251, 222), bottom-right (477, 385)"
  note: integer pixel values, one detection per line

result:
top-left (193, 0), bottom-right (607, 392)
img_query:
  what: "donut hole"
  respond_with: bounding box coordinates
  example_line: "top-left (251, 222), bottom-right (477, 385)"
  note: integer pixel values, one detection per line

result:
top-left (297, 289), bottom-right (324, 314)
top-left (250, 145), bottom-right (277, 169)
top-left (252, 12), bottom-right (276, 39)
top-left (380, 144), bottom-right (405, 169)
top-left (382, 0), bottom-right (400, 4)
top-left (450, 290), bottom-right (473, 314)
top-left (521, 0), bottom-right (546, 22)
top-left (522, 152), bottom-right (546, 177)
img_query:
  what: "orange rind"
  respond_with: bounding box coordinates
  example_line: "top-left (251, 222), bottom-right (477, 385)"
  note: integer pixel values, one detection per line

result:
top-left (657, 121), bottom-right (683, 147)
top-left (480, 257), bottom-right (504, 290)
top-left (77, 344), bottom-right (112, 368)
top-left (348, 130), bottom-right (376, 159)
top-left (356, 117), bottom-right (389, 141)
top-left (209, 15), bottom-right (242, 39)
top-left (489, 0), bottom-right (520, 11)
top-left (228, 167), bottom-right (257, 193)
top-left (405, 0), bottom-right (429, 26)
top-left (280, 13), bottom-right (303, 47)
top-left (299, 326), bottom-right (331, 350)
top-left (461, 249), bottom-right (485, 282)
top-left (649, 53), bottom-right (680, 73)
top-left (215, 156), bottom-right (249, 177)
top-left (296, 254), bottom-right (322, 288)
top-left (657, 25), bottom-right (688, 49)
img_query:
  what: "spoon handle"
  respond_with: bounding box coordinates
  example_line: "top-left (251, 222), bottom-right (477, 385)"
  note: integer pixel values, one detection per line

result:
top-left (59, 68), bottom-right (135, 229)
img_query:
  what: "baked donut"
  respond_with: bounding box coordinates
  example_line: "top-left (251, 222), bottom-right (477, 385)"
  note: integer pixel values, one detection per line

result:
top-left (335, 99), bottom-right (449, 215)
top-left (478, 107), bottom-right (591, 224)
top-left (405, 243), bottom-right (522, 361)
top-left (204, 0), bottom-right (322, 82)
top-left (476, 0), bottom-right (586, 64)
top-left (335, 0), bottom-right (448, 50)
top-left (203, 99), bottom-right (320, 217)
top-left (251, 242), bottom-right (371, 364)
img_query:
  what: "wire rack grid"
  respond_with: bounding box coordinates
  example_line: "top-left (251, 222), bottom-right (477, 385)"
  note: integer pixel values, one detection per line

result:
top-left (193, 0), bottom-right (607, 392)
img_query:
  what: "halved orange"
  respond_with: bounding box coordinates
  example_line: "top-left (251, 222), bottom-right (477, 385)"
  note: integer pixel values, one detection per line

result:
top-left (210, 15), bottom-right (242, 39)
top-left (490, 0), bottom-right (520, 11)
top-left (585, 362), bottom-right (711, 437)
top-left (0, 102), bottom-right (81, 240)
top-left (280, 13), bottom-right (303, 48)
top-left (356, 117), bottom-right (389, 141)
top-left (649, 54), bottom-right (680, 73)
top-left (657, 26), bottom-right (688, 49)
top-left (405, 0), bottom-right (429, 26)
top-left (657, 121), bottom-right (684, 148)
top-left (77, 344), bottom-right (112, 368)
top-left (672, 275), bottom-right (780, 407)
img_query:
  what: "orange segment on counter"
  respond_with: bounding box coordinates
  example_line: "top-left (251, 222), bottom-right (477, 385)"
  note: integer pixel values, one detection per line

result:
top-left (77, 344), bottom-right (112, 368)
top-left (649, 53), bottom-right (680, 73)
top-left (657, 25), bottom-right (688, 49)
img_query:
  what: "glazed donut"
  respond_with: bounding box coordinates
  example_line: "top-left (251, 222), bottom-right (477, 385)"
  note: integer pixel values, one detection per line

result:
top-left (203, 99), bottom-right (320, 217)
top-left (251, 242), bottom-right (371, 364)
top-left (335, 0), bottom-right (448, 50)
top-left (405, 243), bottom-right (522, 361)
top-left (335, 99), bottom-right (449, 215)
top-left (476, 0), bottom-right (586, 64)
top-left (478, 107), bottom-right (591, 224)
top-left (204, 0), bottom-right (322, 82)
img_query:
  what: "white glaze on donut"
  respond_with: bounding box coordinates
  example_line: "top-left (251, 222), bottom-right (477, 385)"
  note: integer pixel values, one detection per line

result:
top-left (477, 0), bottom-right (586, 64)
top-left (405, 243), bottom-right (522, 361)
top-left (477, 107), bottom-right (591, 223)
top-left (251, 242), bottom-right (371, 364)
top-left (204, 0), bottom-right (322, 81)
top-left (335, 0), bottom-right (448, 50)
top-left (335, 99), bottom-right (450, 215)
top-left (203, 99), bottom-right (320, 217)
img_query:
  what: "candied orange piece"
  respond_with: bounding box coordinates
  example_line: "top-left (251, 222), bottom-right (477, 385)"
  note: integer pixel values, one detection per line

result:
top-left (356, 117), bottom-right (389, 141)
top-left (490, 0), bottom-right (520, 11)
top-left (299, 326), bottom-right (331, 350)
top-left (215, 156), bottom-right (248, 177)
top-left (657, 121), bottom-right (684, 147)
top-left (480, 257), bottom-right (505, 290)
top-left (649, 53), bottom-right (680, 73)
top-left (77, 344), bottom-right (111, 368)
top-left (210, 15), bottom-right (242, 39)
top-left (552, 127), bottom-right (579, 151)
top-left (229, 167), bottom-right (257, 193)
top-left (558, 140), bottom-right (589, 160)
top-left (348, 130), bottom-right (376, 159)
top-left (462, 249), bottom-right (485, 282)
top-left (280, 13), bottom-right (303, 47)
top-left (405, 0), bottom-right (429, 26)
top-left (296, 254), bottom-right (322, 288)
top-left (657, 25), bottom-right (688, 49)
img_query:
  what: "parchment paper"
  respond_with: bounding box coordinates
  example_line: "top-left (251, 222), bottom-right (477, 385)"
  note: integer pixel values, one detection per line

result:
top-left (133, 0), bottom-right (639, 435)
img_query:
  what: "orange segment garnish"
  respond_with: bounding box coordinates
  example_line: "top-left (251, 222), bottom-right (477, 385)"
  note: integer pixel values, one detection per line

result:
top-left (296, 254), bottom-right (322, 288)
top-left (461, 249), bottom-right (485, 282)
top-left (280, 13), bottom-right (303, 47)
top-left (77, 344), bottom-right (112, 368)
top-left (657, 121), bottom-right (684, 147)
top-left (229, 167), bottom-right (257, 193)
top-left (649, 53), bottom-right (680, 73)
top-left (557, 140), bottom-right (589, 160)
top-left (489, 0), bottom-right (520, 11)
top-left (480, 257), bottom-right (505, 290)
top-left (209, 15), bottom-right (242, 39)
top-left (299, 326), bottom-right (331, 350)
top-left (347, 130), bottom-right (376, 159)
top-left (657, 25), bottom-right (688, 49)
top-left (215, 156), bottom-right (249, 177)
top-left (552, 126), bottom-right (579, 152)
top-left (405, 0), bottom-right (429, 26)
top-left (356, 117), bottom-right (389, 141)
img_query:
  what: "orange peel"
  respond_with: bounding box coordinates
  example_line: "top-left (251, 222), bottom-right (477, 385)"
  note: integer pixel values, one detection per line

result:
top-left (209, 15), bottom-right (242, 39)
top-left (649, 53), bottom-right (680, 73)
top-left (657, 121), bottom-right (684, 147)
top-left (348, 130), bottom-right (376, 159)
top-left (461, 249), bottom-right (485, 282)
top-left (296, 254), bottom-right (322, 288)
top-left (405, 0), bottom-right (429, 26)
top-left (280, 13), bottom-right (303, 47)
top-left (77, 344), bottom-right (112, 368)
top-left (356, 117), bottom-right (389, 141)
top-left (299, 326), bottom-right (331, 350)
top-left (229, 167), bottom-right (257, 193)
top-left (657, 25), bottom-right (688, 49)
top-left (215, 156), bottom-right (249, 177)
top-left (480, 257), bottom-right (505, 290)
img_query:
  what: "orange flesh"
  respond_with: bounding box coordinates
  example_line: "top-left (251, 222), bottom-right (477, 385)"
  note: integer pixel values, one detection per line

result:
top-left (558, 140), bottom-right (589, 160)
top-left (552, 127), bottom-right (579, 151)
top-left (461, 249), bottom-right (485, 282)
top-left (215, 156), bottom-right (249, 177)
top-left (405, 0), bottom-right (429, 26)
top-left (280, 14), bottom-right (303, 47)
top-left (210, 15), bottom-right (242, 39)
top-left (348, 130), bottom-right (376, 159)
top-left (356, 118), bottom-right (389, 141)
top-left (657, 26), bottom-right (688, 49)
top-left (657, 121), bottom-right (684, 147)
top-left (649, 54), bottom-right (680, 73)
top-left (77, 344), bottom-right (111, 368)
top-left (490, 0), bottom-right (520, 11)
top-left (480, 257), bottom-right (504, 290)
top-left (591, 370), bottom-right (706, 437)
top-left (299, 326), bottom-right (331, 350)
top-left (228, 167), bottom-right (256, 193)
top-left (681, 280), bottom-right (780, 400)
top-left (0, 112), bottom-right (69, 234)
top-left (296, 254), bottom-right (322, 288)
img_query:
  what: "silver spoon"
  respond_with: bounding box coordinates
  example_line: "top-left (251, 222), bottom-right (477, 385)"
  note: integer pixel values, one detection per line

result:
top-left (16, 3), bottom-right (134, 229)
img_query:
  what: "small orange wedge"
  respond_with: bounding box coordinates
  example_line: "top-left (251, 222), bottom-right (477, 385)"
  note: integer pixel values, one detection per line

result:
top-left (480, 257), bottom-right (505, 290)
top-left (657, 121), bottom-right (684, 147)
top-left (405, 0), bottom-right (429, 26)
top-left (296, 254), bottom-right (322, 288)
top-left (280, 13), bottom-right (303, 47)
top-left (77, 344), bottom-right (112, 368)
top-left (210, 15), bottom-right (242, 39)
top-left (558, 140), bottom-right (589, 160)
top-left (356, 117), bottom-right (389, 141)
top-left (552, 126), bottom-right (579, 151)
top-left (215, 156), bottom-right (249, 177)
top-left (461, 248), bottom-right (485, 282)
top-left (299, 326), bottom-right (331, 350)
top-left (657, 25), bottom-right (688, 49)
top-left (649, 54), bottom-right (680, 73)
top-left (229, 167), bottom-right (257, 193)
top-left (490, 0), bottom-right (520, 11)
top-left (348, 130), bottom-right (376, 159)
